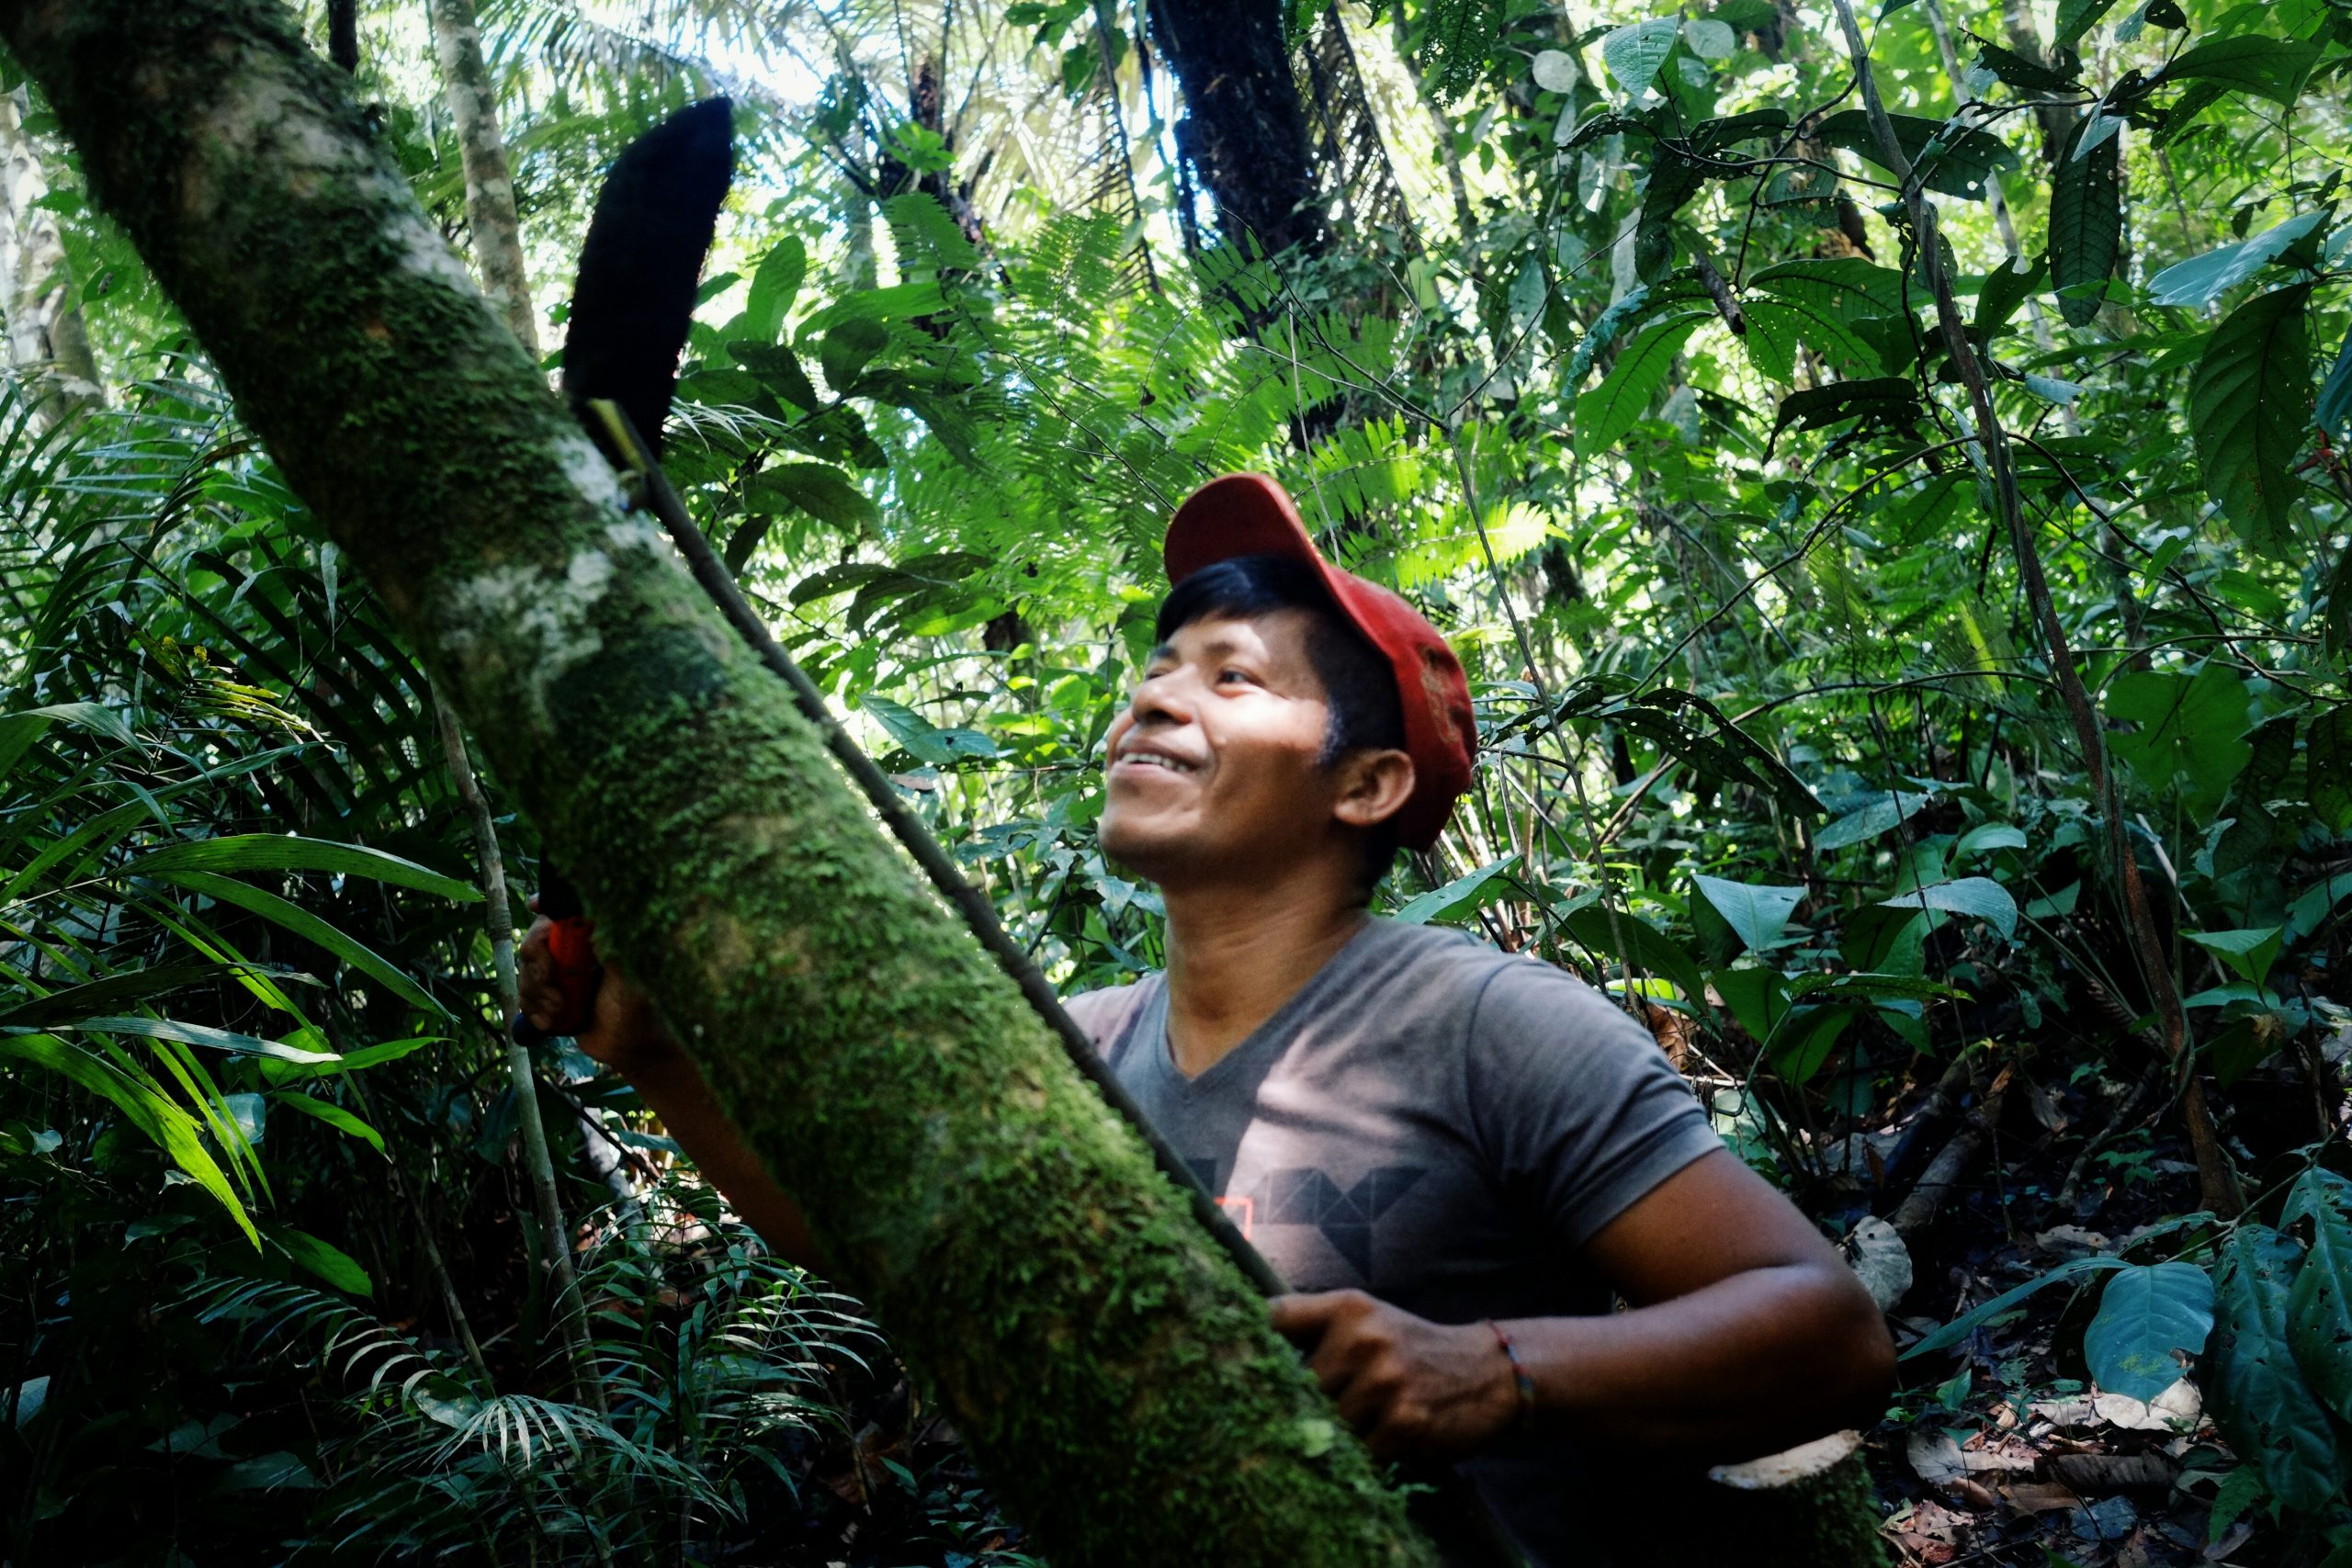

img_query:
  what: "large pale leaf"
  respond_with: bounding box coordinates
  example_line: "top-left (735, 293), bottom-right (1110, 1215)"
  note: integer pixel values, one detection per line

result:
top-left (1691, 875), bottom-right (1805, 953)
top-left (1877, 877), bottom-right (2018, 938)
top-left (2189, 284), bottom-right (2312, 555)
top-left (2208, 1226), bottom-right (2342, 1512)
top-left (1575, 312), bottom-right (1705, 457)
top-left (1395, 854), bottom-right (1519, 927)
top-left (1600, 17), bottom-right (1680, 96)
top-left (2184, 927), bottom-right (2285, 988)
top-left (1815, 790), bottom-right (1933, 852)
top-left (2149, 212), bottom-right (2327, 308)
top-left (2086, 1262), bottom-right (2215, 1401)
top-left (2285, 1169), bottom-right (2352, 1425)
top-left (2049, 116), bottom-right (2122, 325)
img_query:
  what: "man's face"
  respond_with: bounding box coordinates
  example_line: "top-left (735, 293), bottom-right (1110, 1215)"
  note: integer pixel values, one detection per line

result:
top-left (1098, 609), bottom-right (1346, 887)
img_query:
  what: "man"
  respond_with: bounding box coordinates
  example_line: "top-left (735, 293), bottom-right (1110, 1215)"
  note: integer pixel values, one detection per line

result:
top-left (521, 473), bottom-right (1894, 1564)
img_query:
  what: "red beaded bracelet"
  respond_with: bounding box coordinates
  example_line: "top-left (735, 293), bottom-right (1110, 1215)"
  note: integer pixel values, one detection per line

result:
top-left (1484, 1318), bottom-right (1536, 1430)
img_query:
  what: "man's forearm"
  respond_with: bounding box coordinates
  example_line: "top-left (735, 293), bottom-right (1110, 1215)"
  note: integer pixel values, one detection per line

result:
top-left (626, 1047), bottom-right (826, 1272)
top-left (1504, 1262), bottom-right (1893, 1461)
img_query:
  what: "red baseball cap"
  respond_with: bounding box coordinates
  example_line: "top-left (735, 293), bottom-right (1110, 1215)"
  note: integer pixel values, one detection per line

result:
top-left (1163, 472), bottom-right (1476, 852)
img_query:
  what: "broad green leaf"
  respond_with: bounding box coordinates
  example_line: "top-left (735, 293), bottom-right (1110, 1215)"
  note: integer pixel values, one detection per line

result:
top-left (2149, 212), bottom-right (2326, 308)
top-left (2055, 0), bottom-right (2121, 44)
top-left (728, 341), bottom-right (821, 412)
top-left (2158, 36), bottom-right (2323, 107)
top-left (1574, 313), bottom-right (1705, 457)
top-left (1815, 790), bottom-right (1932, 852)
top-left (2086, 1262), bottom-right (2214, 1401)
top-left (1974, 43), bottom-right (2078, 91)
top-left (1973, 254), bottom-right (2046, 341)
top-left (749, 462), bottom-right (880, 531)
top-left (146, 869), bottom-right (445, 1016)
top-left (271, 1091), bottom-right (384, 1156)
top-left (129, 835), bottom-right (481, 903)
top-left (1395, 854), bottom-right (1519, 926)
top-left (1681, 17), bottom-right (1736, 59)
top-left (2318, 323), bottom-right (2352, 440)
top-left (2185, 927), bottom-right (2286, 987)
top-left (2049, 116), bottom-right (2122, 326)
top-left (1814, 111), bottom-right (2019, 200)
top-left (2285, 1169), bottom-right (2352, 1425)
top-left (2289, 871), bottom-right (2352, 940)
top-left (1742, 260), bottom-right (1906, 382)
top-left (1904, 1255), bottom-right (2129, 1359)
top-left (1954, 823), bottom-right (2029, 857)
top-left (272, 1225), bottom-right (372, 1297)
top-left (1768, 378), bottom-right (1919, 451)
top-left (2104, 666), bottom-right (2254, 814)
top-left (1600, 17), bottom-right (1680, 96)
top-left (742, 235), bottom-right (807, 342)
top-left (264, 1035), bottom-right (437, 1082)
top-left (858, 695), bottom-right (999, 765)
top-left (2190, 285), bottom-right (2313, 554)
top-left (1560, 907), bottom-right (1710, 1014)
top-left (818, 317), bottom-right (889, 390)
top-left (1690, 874), bottom-right (1805, 953)
top-left (2208, 1226), bottom-right (2342, 1512)
top-left (1878, 877), bottom-right (2018, 938)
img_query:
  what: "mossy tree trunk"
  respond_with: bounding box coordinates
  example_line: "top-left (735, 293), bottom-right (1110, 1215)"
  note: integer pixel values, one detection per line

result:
top-left (0, 3), bottom-right (1437, 1563)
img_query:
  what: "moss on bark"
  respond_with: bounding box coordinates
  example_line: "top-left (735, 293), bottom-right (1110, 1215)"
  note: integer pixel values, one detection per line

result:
top-left (0, 2), bottom-right (1437, 1562)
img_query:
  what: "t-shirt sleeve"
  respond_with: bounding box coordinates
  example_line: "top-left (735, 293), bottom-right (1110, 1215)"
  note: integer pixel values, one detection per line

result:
top-left (1463, 959), bottom-right (1723, 1248)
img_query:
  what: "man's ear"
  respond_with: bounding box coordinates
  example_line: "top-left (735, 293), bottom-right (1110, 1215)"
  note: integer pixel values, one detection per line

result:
top-left (1330, 748), bottom-right (1416, 830)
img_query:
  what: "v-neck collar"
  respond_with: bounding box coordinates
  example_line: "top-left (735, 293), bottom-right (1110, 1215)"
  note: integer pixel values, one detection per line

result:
top-left (1144, 917), bottom-right (1390, 1091)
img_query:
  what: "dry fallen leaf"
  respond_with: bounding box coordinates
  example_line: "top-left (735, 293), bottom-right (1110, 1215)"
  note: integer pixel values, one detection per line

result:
top-left (1906, 1429), bottom-right (2036, 1487)
top-left (2094, 1379), bottom-right (2203, 1431)
top-left (1846, 1215), bottom-right (1913, 1312)
top-left (2001, 1480), bottom-right (2084, 1515)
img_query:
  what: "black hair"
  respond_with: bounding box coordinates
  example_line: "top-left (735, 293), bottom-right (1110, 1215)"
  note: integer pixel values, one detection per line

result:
top-left (1153, 553), bottom-right (1408, 896)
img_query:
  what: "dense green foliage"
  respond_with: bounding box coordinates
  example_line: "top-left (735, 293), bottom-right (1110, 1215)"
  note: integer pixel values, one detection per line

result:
top-left (1, 0), bottom-right (2348, 1560)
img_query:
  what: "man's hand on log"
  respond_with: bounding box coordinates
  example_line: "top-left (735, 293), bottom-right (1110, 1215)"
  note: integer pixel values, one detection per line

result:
top-left (1270, 1289), bottom-right (1521, 1461)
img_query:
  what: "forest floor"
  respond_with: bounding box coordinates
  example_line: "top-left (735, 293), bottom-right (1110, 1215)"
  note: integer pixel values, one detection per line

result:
top-left (1860, 1053), bottom-right (2336, 1568)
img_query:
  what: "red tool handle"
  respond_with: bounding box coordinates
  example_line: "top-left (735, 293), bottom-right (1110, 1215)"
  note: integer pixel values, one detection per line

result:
top-left (514, 865), bottom-right (603, 1044)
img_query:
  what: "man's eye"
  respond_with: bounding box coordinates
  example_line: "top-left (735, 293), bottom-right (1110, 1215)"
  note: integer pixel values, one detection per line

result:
top-left (1217, 668), bottom-right (1253, 685)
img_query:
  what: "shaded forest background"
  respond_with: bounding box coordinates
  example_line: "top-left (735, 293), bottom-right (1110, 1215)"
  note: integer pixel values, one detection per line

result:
top-left (0, 0), bottom-right (2348, 1562)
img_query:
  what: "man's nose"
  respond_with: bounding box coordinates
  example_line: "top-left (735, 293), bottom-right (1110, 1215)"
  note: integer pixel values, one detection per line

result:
top-left (1127, 669), bottom-right (1196, 728)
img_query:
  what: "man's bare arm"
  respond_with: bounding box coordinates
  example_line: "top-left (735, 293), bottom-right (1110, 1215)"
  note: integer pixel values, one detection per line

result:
top-left (519, 914), bottom-right (823, 1271)
top-left (1271, 1149), bottom-right (1894, 1463)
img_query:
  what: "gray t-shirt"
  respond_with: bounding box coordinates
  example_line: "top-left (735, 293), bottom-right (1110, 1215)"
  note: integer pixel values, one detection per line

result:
top-left (1065, 917), bottom-right (1724, 1566)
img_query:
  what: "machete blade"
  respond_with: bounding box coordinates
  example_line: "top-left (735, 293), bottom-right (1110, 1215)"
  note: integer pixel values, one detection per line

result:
top-left (561, 96), bottom-right (735, 462)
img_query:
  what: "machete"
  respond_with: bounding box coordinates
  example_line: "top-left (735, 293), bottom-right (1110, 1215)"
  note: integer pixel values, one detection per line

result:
top-left (532, 100), bottom-right (1529, 1568)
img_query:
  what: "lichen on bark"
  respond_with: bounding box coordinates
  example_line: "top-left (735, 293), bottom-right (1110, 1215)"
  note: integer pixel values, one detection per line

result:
top-left (0, 2), bottom-right (1437, 1562)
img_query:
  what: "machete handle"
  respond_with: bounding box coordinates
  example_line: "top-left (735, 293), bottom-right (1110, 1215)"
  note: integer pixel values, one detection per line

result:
top-left (517, 864), bottom-right (603, 1044)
